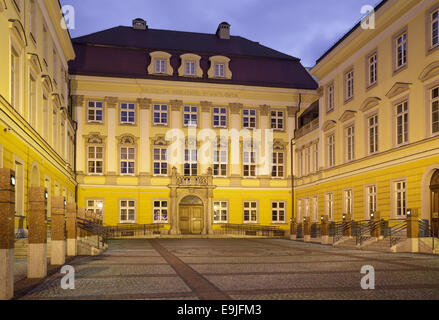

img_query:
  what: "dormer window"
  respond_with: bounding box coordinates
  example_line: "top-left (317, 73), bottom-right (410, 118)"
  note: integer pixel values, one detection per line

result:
top-left (185, 61), bottom-right (196, 76)
top-left (148, 51), bottom-right (173, 76)
top-left (178, 54), bottom-right (202, 78)
top-left (208, 56), bottom-right (232, 79)
top-left (155, 59), bottom-right (166, 74)
top-left (214, 63), bottom-right (225, 77)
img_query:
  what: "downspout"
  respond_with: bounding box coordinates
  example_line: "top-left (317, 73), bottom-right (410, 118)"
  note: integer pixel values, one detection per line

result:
top-left (291, 93), bottom-right (301, 232)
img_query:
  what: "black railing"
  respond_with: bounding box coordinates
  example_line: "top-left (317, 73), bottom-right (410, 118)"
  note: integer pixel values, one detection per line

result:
top-left (77, 217), bottom-right (110, 249)
top-left (310, 223), bottom-right (321, 238)
top-left (106, 223), bottom-right (163, 239)
top-left (355, 220), bottom-right (381, 246)
top-left (221, 224), bottom-right (286, 238)
top-left (389, 221), bottom-right (407, 248)
top-left (296, 223), bottom-right (304, 239)
top-left (418, 219), bottom-right (439, 251)
top-left (332, 221), bottom-right (352, 244)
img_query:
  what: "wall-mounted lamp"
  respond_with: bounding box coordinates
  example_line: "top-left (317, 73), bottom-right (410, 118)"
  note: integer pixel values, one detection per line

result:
top-left (10, 174), bottom-right (16, 187)
top-left (44, 191), bottom-right (49, 200)
top-left (64, 199), bottom-right (67, 207)
top-left (342, 214), bottom-right (346, 220)
top-left (370, 213), bottom-right (375, 218)
top-left (407, 209), bottom-right (412, 216)
top-left (290, 218), bottom-right (293, 223)
top-left (320, 216), bottom-right (324, 221)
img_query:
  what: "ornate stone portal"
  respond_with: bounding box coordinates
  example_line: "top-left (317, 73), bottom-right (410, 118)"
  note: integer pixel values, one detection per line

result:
top-left (169, 167), bottom-right (216, 235)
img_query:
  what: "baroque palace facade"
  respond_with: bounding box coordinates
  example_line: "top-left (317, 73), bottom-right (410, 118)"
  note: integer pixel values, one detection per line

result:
top-left (0, 0), bottom-right (76, 226)
top-left (295, 0), bottom-right (439, 231)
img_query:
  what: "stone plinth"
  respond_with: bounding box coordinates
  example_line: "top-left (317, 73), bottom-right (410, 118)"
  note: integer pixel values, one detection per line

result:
top-left (51, 196), bottom-right (66, 265)
top-left (66, 203), bottom-right (77, 256)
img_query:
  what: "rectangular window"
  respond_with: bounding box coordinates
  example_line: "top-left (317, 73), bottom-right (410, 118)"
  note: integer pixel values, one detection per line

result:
top-left (346, 126), bottom-right (355, 162)
top-left (270, 110), bottom-right (284, 130)
top-left (432, 87), bottom-right (439, 134)
top-left (272, 201), bottom-right (286, 223)
top-left (88, 101), bottom-right (103, 123)
top-left (213, 147), bottom-right (227, 177)
top-left (326, 193), bottom-right (334, 221)
top-left (185, 61), bottom-right (196, 76)
top-left (396, 101), bottom-right (408, 145)
top-left (213, 107), bottom-right (227, 128)
top-left (297, 150), bottom-right (303, 177)
top-left (297, 199), bottom-right (303, 222)
top-left (87, 200), bottom-right (104, 218)
top-left (184, 149), bottom-right (197, 176)
top-left (368, 53), bottom-right (377, 87)
top-left (11, 49), bottom-right (20, 110)
top-left (155, 59), bottom-right (166, 73)
top-left (153, 148), bottom-right (167, 176)
top-left (153, 104), bottom-right (168, 125)
top-left (314, 144), bottom-right (319, 172)
top-left (243, 109), bottom-right (256, 129)
top-left (312, 196), bottom-right (318, 222)
top-left (432, 9), bottom-right (439, 48)
top-left (345, 70), bottom-right (354, 101)
top-left (396, 32), bottom-right (407, 70)
top-left (368, 114), bottom-right (378, 154)
top-left (120, 103), bottom-right (135, 124)
top-left (344, 189), bottom-right (353, 215)
top-left (214, 201), bottom-right (228, 223)
top-left (243, 201), bottom-right (257, 223)
top-left (243, 142), bottom-right (256, 177)
top-left (120, 147), bottom-right (135, 175)
top-left (272, 151), bottom-right (284, 178)
top-left (214, 63), bottom-right (225, 77)
top-left (88, 146), bottom-right (103, 174)
top-left (29, 74), bottom-right (37, 127)
top-left (183, 106), bottom-right (198, 127)
top-left (120, 200), bottom-right (136, 223)
top-left (367, 185), bottom-right (377, 217)
top-left (395, 181), bottom-right (407, 217)
top-left (327, 134), bottom-right (335, 168)
top-left (327, 83), bottom-right (334, 112)
top-left (153, 200), bottom-right (168, 223)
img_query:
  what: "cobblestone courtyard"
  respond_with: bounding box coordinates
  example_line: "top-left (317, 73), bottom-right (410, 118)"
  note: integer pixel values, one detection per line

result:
top-left (17, 239), bottom-right (439, 300)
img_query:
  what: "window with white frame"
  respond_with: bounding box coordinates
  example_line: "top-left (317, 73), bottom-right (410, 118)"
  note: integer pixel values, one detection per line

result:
top-left (327, 134), bottom-right (335, 168)
top-left (395, 32), bottom-right (407, 70)
top-left (120, 103), bottom-right (135, 124)
top-left (88, 101), bottom-right (103, 123)
top-left (272, 151), bottom-right (284, 178)
top-left (120, 200), bottom-right (136, 223)
top-left (314, 143), bottom-right (319, 173)
top-left (243, 109), bottom-right (256, 129)
top-left (213, 107), bottom-right (227, 128)
top-left (305, 198), bottom-right (310, 218)
top-left (396, 101), bottom-right (408, 145)
top-left (432, 87), bottom-right (439, 134)
top-left (213, 146), bottom-right (227, 177)
top-left (153, 104), bottom-right (168, 125)
top-left (214, 201), bottom-right (228, 223)
top-left (184, 149), bottom-right (197, 176)
top-left (345, 70), bottom-right (354, 101)
top-left (87, 200), bottom-right (104, 218)
top-left (243, 141), bottom-right (256, 177)
top-left (183, 106), bottom-right (198, 127)
top-left (304, 147), bottom-right (310, 176)
top-left (272, 201), bottom-right (286, 223)
top-left (11, 48), bottom-right (21, 110)
top-left (270, 110), bottom-right (284, 130)
top-left (346, 126), bottom-right (355, 162)
top-left (432, 9), bottom-right (439, 48)
top-left (368, 53), bottom-right (377, 87)
top-left (155, 59), bottom-right (166, 73)
top-left (394, 180), bottom-right (407, 217)
top-left (243, 201), bottom-right (258, 223)
top-left (366, 185), bottom-right (377, 217)
top-left (153, 148), bottom-right (167, 176)
top-left (297, 199), bottom-right (303, 222)
top-left (312, 196), bottom-right (318, 222)
top-left (214, 63), bottom-right (225, 77)
top-left (29, 74), bottom-right (37, 127)
top-left (327, 83), bottom-right (334, 112)
top-left (326, 193), bottom-right (334, 220)
top-left (153, 200), bottom-right (168, 223)
top-left (297, 149), bottom-right (303, 177)
top-left (88, 145), bottom-right (103, 174)
top-left (343, 189), bottom-right (353, 215)
top-left (120, 146), bottom-right (135, 175)
top-left (184, 60), bottom-right (196, 76)
top-left (368, 114), bottom-right (378, 154)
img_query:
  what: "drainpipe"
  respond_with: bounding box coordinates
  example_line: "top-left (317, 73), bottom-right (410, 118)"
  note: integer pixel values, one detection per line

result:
top-left (290, 93), bottom-right (302, 231)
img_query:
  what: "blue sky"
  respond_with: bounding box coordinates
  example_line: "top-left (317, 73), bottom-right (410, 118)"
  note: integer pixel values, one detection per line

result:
top-left (59, 0), bottom-right (382, 67)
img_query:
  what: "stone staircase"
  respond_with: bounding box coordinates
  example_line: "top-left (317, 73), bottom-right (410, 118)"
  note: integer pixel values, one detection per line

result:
top-left (419, 238), bottom-right (439, 254)
top-left (14, 239), bottom-right (52, 259)
top-left (361, 238), bottom-right (393, 252)
top-left (333, 237), bottom-right (358, 249)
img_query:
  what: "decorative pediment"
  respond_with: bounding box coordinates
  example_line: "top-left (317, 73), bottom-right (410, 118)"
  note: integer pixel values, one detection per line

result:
top-left (151, 135), bottom-right (168, 146)
top-left (27, 53), bottom-right (43, 74)
top-left (339, 110), bottom-right (356, 122)
top-left (8, 19), bottom-right (27, 47)
top-left (41, 75), bottom-right (53, 92)
top-left (419, 61), bottom-right (439, 82)
top-left (0, 0), bottom-right (7, 12)
top-left (386, 82), bottom-right (411, 99)
top-left (86, 133), bottom-right (104, 144)
top-left (273, 139), bottom-right (287, 150)
top-left (360, 97), bottom-right (381, 112)
top-left (322, 120), bottom-right (336, 132)
top-left (119, 135), bottom-right (136, 145)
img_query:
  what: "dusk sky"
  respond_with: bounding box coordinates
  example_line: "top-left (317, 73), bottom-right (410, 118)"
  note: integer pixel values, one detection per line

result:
top-left (59, 0), bottom-right (382, 67)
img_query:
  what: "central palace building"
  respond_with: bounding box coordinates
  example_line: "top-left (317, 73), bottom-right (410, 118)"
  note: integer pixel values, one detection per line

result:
top-left (1, 0), bottom-right (439, 236)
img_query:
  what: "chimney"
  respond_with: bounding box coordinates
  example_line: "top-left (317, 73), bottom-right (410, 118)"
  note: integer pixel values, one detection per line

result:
top-left (133, 18), bottom-right (147, 30)
top-left (216, 22), bottom-right (230, 40)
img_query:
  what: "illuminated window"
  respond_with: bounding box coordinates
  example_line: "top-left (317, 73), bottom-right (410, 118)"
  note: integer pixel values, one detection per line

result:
top-left (396, 101), bottom-right (408, 145)
top-left (243, 201), bottom-right (258, 223)
top-left (153, 148), bottom-right (167, 176)
top-left (120, 103), bottom-right (135, 124)
top-left (214, 201), bottom-right (228, 223)
top-left (153, 200), bottom-right (168, 223)
top-left (120, 200), bottom-right (136, 223)
top-left (88, 146), bottom-right (103, 174)
top-left (88, 101), bottom-right (103, 123)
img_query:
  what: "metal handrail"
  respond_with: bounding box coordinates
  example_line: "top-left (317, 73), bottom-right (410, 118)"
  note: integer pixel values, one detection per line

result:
top-left (418, 219), bottom-right (439, 251)
top-left (332, 220), bottom-right (352, 244)
top-left (389, 221), bottom-right (407, 247)
top-left (355, 220), bottom-right (381, 246)
top-left (221, 224), bottom-right (285, 237)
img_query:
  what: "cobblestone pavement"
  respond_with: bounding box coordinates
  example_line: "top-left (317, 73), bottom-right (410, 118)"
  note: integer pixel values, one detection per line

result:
top-left (17, 239), bottom-right (439, 300)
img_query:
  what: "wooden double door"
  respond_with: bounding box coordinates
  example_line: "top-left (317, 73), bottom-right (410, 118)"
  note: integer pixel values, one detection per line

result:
top-left (179, 205), bottom-right (204, 234)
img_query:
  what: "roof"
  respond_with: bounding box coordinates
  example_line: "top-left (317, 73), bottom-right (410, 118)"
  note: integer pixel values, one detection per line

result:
top-left (69, 26), bottom-right (318, 90)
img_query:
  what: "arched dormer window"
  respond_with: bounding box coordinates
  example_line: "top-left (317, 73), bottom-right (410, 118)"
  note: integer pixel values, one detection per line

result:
top-left (178, 53), bottom-right (202, 78)
top-left (148, 51), bottom-right (173, 76)
top-left (208, 56), bottom-right (232, 79)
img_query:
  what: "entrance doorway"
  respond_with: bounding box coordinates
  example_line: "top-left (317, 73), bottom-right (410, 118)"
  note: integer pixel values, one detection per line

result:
top-left (179, 196), bottom-right (204, 235)
top-left (430, 170), bottom-right (439, 237)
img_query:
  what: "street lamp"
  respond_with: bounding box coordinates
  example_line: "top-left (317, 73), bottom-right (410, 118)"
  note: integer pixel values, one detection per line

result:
top-left (10, 174), bottom-right (16, 186)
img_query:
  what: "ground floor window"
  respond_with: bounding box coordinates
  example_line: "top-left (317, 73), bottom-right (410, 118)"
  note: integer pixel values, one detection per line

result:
top-left (120, 200), bottom-right (136, 223)
top-left (243, 201), bottom-right (258, 223)
top-left (325, 193), bottom-right (334, 221)
top-left (214, 201), bottom-right (228, 223)
top-left (153, 200), bottom-right (168, 223)
top-left (86, 200), bottom-right (104, 218)
top-left (366, 185), bottom-right (377, 217)
top-left (272, 201), bottom-right (286, 223)
top-left (394, 180), bottom-right (407, 218)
